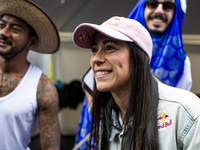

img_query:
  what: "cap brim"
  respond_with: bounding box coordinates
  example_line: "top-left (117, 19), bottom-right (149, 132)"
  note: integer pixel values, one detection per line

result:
top-left (73, 23), bottom-right (133, 49)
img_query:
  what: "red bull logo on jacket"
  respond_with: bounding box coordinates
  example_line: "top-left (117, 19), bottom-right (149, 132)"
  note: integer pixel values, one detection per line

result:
top-left (157, 113), bottom-right (172, 129)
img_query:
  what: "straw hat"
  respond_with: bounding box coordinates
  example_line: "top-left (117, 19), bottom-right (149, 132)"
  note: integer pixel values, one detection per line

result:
top-left (0, 0), bottom-right (60, 54)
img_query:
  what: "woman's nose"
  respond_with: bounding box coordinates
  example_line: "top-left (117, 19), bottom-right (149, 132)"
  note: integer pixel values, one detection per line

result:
top-left (91, 50), bottom-right (106, 64)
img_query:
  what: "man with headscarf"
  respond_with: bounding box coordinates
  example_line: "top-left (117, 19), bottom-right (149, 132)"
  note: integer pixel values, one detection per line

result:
top-left (128, 0), bottom-right (192, 90)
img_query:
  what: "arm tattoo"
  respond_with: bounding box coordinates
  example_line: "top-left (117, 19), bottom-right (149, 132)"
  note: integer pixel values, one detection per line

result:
top-left (37, 78), bottom-right (60, 149)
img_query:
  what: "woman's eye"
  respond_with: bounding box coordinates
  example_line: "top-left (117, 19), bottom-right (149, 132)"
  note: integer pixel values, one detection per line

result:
top-left (0, 23), bottom-right (5, 28)
top-left (91, 47), bottom-right (98, 53)
top-left (106, 45), bottom-right (115, 50)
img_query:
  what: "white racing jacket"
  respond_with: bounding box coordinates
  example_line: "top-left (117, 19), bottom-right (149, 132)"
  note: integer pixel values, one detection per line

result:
top-left (108, 81), bottom-right (200, 150)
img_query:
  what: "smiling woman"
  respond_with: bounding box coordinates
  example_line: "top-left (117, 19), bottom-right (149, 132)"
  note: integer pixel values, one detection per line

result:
top-left (72, 16), bottom-right (200, 150)
top-left (90, 33), bottom-right (130, 93)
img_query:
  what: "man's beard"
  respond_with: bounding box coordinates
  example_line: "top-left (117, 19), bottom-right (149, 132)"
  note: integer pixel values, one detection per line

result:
top-left (148, 28), bottom-right (164, 35)
top-left (0, 47), bottom-right (15, 58)
top-left (147, 14), bottom-right (168, 35)
top-left (0, 37), bottom-right (26, 60)
top-left (0, 37), bottom-right (14, 58)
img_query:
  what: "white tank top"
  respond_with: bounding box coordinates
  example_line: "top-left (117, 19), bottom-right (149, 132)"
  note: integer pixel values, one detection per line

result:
top-left (0, 64), bottom-right (42, 150)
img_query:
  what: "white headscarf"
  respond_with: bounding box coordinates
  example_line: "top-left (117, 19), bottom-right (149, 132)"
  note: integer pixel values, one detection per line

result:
top-left (180, 0), bottom-right (187, 13)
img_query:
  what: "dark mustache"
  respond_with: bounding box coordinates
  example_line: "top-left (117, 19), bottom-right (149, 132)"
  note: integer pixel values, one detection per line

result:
top-left (0, 36), bottom-right (12, 45)
top-left (149, 15), bottom-right (167, 22)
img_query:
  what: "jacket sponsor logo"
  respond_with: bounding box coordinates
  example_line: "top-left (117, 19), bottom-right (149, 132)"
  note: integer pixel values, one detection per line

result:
top-left (157, 113), bottom-right (172, 129)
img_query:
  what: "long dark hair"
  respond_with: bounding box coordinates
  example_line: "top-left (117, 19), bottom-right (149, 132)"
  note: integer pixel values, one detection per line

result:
top-left (89, 42), bottom-right (159, 150)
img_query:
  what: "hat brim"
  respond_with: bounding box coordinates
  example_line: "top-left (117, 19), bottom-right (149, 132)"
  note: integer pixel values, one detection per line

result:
top-left (0, 0), bottom-right (60, 54)
top-left (73, 23), bottom-right (133, 49)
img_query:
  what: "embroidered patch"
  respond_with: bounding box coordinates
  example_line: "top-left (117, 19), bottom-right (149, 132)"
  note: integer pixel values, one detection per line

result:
top-left (79, 30), bottom-right (90, 42)
top-left (104, 21), bottom-right (119, 27)
top-left (103, 17), bottom-right (120, 27)
top-left (157, 113), bottom-right (172, 129)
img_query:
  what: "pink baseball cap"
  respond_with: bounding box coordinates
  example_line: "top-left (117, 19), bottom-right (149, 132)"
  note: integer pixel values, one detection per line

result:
top-left (73, 16), bottom-right (153, 62)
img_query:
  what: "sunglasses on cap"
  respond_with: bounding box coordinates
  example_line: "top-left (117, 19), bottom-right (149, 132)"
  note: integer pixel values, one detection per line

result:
top-left (145, 0), bottom-right (176, 11)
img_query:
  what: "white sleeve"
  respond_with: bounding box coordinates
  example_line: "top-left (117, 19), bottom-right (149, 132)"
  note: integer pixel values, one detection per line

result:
top-left (176, 56), bottom-right (192, 91)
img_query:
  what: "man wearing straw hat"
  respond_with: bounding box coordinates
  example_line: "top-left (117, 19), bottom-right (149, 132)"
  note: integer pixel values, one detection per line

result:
top-left (0, 0), bottom-right (60, 149)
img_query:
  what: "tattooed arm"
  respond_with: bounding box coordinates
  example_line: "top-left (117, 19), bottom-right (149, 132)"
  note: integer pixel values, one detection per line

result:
top-left (37, 74), bottom-right (60, 150)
